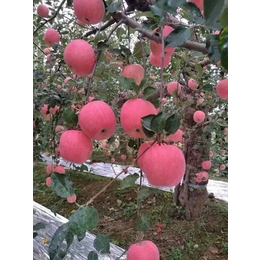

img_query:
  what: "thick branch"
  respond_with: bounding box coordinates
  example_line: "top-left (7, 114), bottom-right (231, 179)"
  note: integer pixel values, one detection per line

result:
top-left (112, 12), bottom-right (207, 54)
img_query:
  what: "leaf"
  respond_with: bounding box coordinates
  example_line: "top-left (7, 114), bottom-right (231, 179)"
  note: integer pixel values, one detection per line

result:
top-left (97, 41), bottom-right (109, 51)
top-left (193, 144), bottom-right (200, 149)
top-left (33, 232), bottom-right (38, 238)
top-left (120, 45), bottom-right (132, 56)
top-left (195, 63), bottom-right (203, 78)
top-left (48, 223), bottom-right (74, 260)
top-left (120, 173), bottom-right (139, 189)
top-left (69, 207), bottom-right (98, 237)
top-left (204, 0), bottom-right (225, 27)
top-left (143, 86), bottom-right (157, 98)
top-left (80, 164), bottom-right (89, 172)
top-left (151, 111), bottom-right (166, 134)
top-left (150, 5), bottom-right (164, 17)
top-left (66, 0), bottom-right (72, 7)
top-left (116, 27), bottom-right (125, 38)
top-left (107, 1), bottom-right (121, 13)
top-left (51, 173), bottom-right (74, 198)
top-left (220, 6), bottom-right (228, 28)
top-left (164, 114), bottom-right (181, 134)
top-left (136, 215), bottom-right (149, 231)
top-left (165, 27), bottom-right (192, 48)
top-left (133, 42), bottom-right (143, 59)
top-left (63, 107), bottom-right (78, 126)
top-left (88, 251), bottom-right (98, 260)
top-left (218, 27), bottom-right (228, 71)
top-left (202, 83), bottom-right (213, 91)
top-left (141, 114), bottom-right (156, 138)
top-left (206, 35), bottom-right (221, 64)
top-left (110, 48), bottom-right (122, 55)
top-left (137, 187), bottom-right (150, 201)
top-left (182, 2), bottom-right (204, 23)
top-left (33, 222), bottom-right (46, 231)
top-left (93, 234), bottom-right (110, 253)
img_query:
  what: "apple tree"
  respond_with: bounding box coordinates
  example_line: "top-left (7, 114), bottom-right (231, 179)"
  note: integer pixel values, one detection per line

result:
top-left (33, 0), bottom-right (228, 258)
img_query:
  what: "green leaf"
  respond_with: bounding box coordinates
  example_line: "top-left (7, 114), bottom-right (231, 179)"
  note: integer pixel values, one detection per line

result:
top-left (204, 0), bottom-right (225, 27)
top-left (97, 41), bottom-right (109, 51)
top-left (164, 114), bottom-right (180, 134)
top-left (33, 222), bottom-right (46, 231)
top-left (165, 27), bottom-right (192, 48)
top-left (94, 234), bottom-right (110, 253)
top-left (193, 144), bottom-right (200, 149)
top-left (67, 0), bottom-right (72, 7)
top-left (137, 187), bottom-right (150, 201)
top-left (63, 107), bottom-right (78, 126)
top-left (120, 45), bottom-right (132, 56)
top-left (51, 173), bottom-right (74, 198)
top-left (88, 251), bottom-right (98, 260)
top-left (107, 1), bottom-right (121, 13)
top-left (33, 232), bottom-right (38, 238)
top-left (220, 6), bottom-right (228, 28)
top-left (142, 114), bottom-right (156, 131)
top-left (133, 42), bottom-right (143, 59)
top-left (136, 215), bottom-right (149, 232)
top-left (182, 2), bottom-right (204, 23)
top-left (150, 5), bottom-right (164, 17)
top-left (116, 27), bottom-right (125, 38)
top-left (202, 83), bottom-right (213, 91)
top-left (206, 35), bottom-right (221, 64)
top-left (48, 223), bottom-right (74, 260)
top-left (151, 111), bottom-right (166, 134)
top-left (69, 207), bottom-right (98, 237)
top-left (143, 86), bottom-right (157, 98)
top-left (195, 63), bottom-right (203, 78)
top-left (218, 27), bottom-right (228, 71)
top-left (80, 164), bottom-right (88, 172)
top-left (110, 48), bottom-right (122, 55)
top-left (120, 173), bottom-right (139, 189)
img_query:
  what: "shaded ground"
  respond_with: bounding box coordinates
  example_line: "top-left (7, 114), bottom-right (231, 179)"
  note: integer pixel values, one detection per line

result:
top-left (33, 162), bottom-right (228, 260)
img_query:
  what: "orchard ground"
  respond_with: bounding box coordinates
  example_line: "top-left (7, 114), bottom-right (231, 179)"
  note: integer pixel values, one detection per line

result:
top-left (33, 162), bottom-right (228, 260)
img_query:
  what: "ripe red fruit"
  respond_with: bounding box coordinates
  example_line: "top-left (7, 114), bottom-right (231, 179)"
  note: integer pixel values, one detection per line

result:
top-left (121, 154), bottom-right (126, 161)
top-left (54, 165), bottom-right (65, 174)
top-left (167, 81), bottom-right (182, 96)
top-left (127, 240), bottom-right (160, 260)
top-left (166, 129), bottom-right (183, 143)
top-left (220, 164), bottom-right (226, 170)
top-left (193, 171), bottom-right (208, 183)
top-left (121, 64), bottom-right (145, 85)
top-left (59, 130), bottom-right (93, 164)
top-left (73, 0), bottom-right (105, 25)
top-left (111, 158), bottom-right (115, 163)
top-left (209, 151), bottom-right (213, 157)
top-left (201, 160), bottom-right (211, 170)
top-left (43, 48), bottom-right (51, 55)
top-left (55, 125), bottom-right (65, 134)
top-left (44, 28), bottom-right (61, 47)
top-left (137, 141), bottom-right (154, 168)
top-left (37, 4), bottom-right (49, 18)
top-left (221, 149), bottom-right (226, 155)
top-left (64, 39), bottom-right (96, 77)
top-left (149, 52), bottom-right (171, 68)
top-left (150, 26), bottom-right (175, 56)
top-left (193, 110), bottom-right (205, 124)
top-left (46, 164), bottom-right (55, 174)
top-left (40, 104), bottom-right (48, 114)
top-left (188, 78), bottom-right (199, 90)
top-left (33, 121), bottom-right (36, 128)
top-left (139, 143), bottom-right (186, 187)
top-left (46, 177), bottom-right (51, 187)
top-left (67, 194), bottom-right (77, 203)
top-left (49, 105), bottom-right (59, 115)
top-left (223, 128), bottom-right (228, 135)
top-left (79, 101), bottom-right (116, 140)
top-left (216, 78), bottom-right (228, 100)
top-left (120, 98), bottom-right (157, 138)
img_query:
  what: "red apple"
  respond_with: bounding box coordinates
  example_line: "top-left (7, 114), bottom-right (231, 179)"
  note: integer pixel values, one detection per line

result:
top-left (43, 48), bottom-right (51, 55)
top-left (220, 164), bottom-right (226, 170)
top-left (46, 164), bottom-right (55, 174)
top-left (149, 52), bottom-right (171, 68)
top-left (223, 128), bottom-right (228, 135)
top-left (121, 154), bottom-right (126, 161)
top-left (137, 141), bottom-right (154, 169)
top-left (64, 39), bottom-right (96, 77)
top-left (73, 0), bottom-right (105, 25)
top-left (40, 104), bottom-right (48, 114)
top-left (120, 98), bottom-right (157, 138)
top-left (44, 28), bottom-right (61, 47)
top-left (67, 194), bottom-right (77, 203)
top-left (188, 78), bottom-right (199, 90)
top-left (150, 26), bottom-right (175, 56)
top-left (37, 4), bottom-right (49, 18)
top-left (201, 160), bottom-right (211, 170)
top-left (54, 165), bottom-right (65, 174)
top-left (79, 101), bottom-right (116, 140)
top-left (46, 177), bottom-right (51, 187)
top-left (139, 143), bottom-right (186, 187)
top-left (209, 151), bottom-right (214, 157)
top-left (127, 240), bottom-right (160, 260)
top-left (221, 149), bottom-right (226, 155)
top-left (121, 64), bottom-right (145, 85)
top-left (193, 171), bottom-right (208, 183)
top-left (165, 129), bottom-right (183, 143)
top-left (59, 130), bottom-right (93, 164)
top-left (167, 81), bottom-right (182, 96)
top-left (193, 110), bottom-right (205, 124)
top-left (216, 78), bottom-right (228, 100)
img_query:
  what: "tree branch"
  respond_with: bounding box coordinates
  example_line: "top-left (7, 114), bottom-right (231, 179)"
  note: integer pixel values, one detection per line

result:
top-left (111, 12), bottom-right (207, 54)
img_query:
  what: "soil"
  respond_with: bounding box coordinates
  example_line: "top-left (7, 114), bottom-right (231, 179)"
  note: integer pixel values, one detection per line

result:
top-left (33, 162), bottom-right (228, 260)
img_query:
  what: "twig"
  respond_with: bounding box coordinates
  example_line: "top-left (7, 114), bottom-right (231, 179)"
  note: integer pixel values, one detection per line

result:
top-left (139, 33), bottom-right (146, 77)
top-left (33, 0), bottom-right (66, 35)
top-left (115, 249), bottom-right (127, 260)
top-left (33, 41), bottom-right (46, 56)
top-left (160, 26), bottom-right (165, 109)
